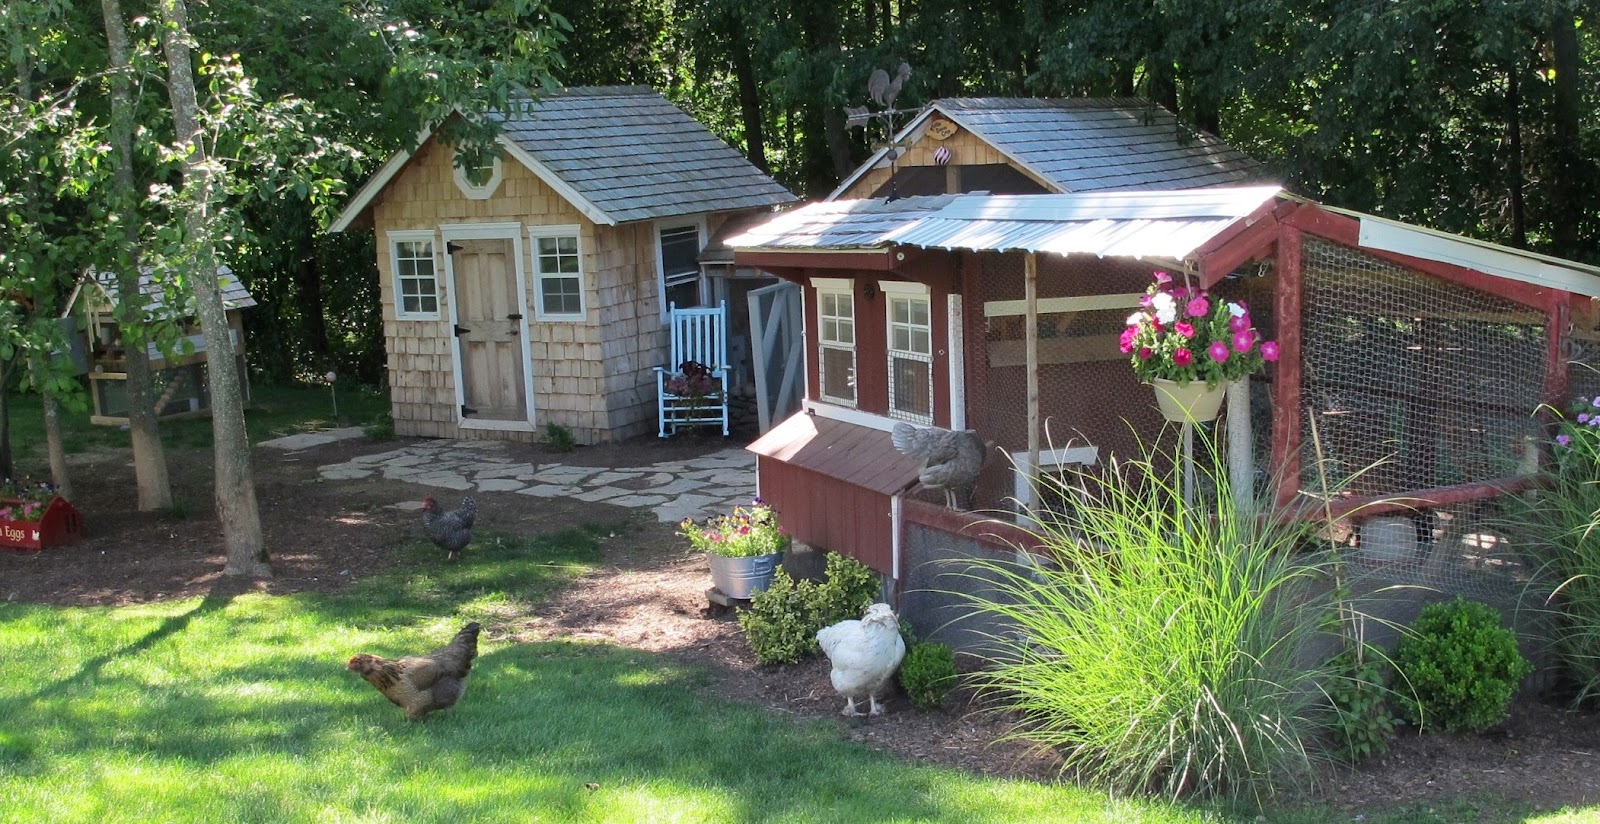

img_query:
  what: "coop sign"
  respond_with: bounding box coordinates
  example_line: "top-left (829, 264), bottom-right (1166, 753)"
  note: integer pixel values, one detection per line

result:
top-left (1, 524), bottom-right (36, 543)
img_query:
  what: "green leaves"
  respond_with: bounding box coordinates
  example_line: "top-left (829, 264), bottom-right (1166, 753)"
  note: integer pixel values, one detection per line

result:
top-left (1392, 597), bottom-right (1533, 733)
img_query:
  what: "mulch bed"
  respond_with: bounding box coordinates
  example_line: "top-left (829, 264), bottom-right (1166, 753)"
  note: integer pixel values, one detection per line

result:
top-left (4, 434), bottom-right (1599, 817)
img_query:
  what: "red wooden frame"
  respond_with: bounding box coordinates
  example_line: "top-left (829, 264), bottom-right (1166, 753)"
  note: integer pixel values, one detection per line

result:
top-left (0, 496), bottom-right (86, 551)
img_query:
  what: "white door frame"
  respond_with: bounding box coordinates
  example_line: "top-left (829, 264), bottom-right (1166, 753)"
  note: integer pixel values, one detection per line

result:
top-left (440, 221), bottom-right (537, 431)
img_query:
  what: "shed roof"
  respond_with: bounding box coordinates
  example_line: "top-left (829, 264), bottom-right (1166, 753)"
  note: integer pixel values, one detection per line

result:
top-left (746, 411), bottom-right (922, 496)
top-left (727, 188), bottom-right (1280, 260)
top-left (831, 97), bottom-right (1269, 200)
top-left (331, 87), bottom-right (796, 231)
top-left (62, 267), bottom-right (257, 319)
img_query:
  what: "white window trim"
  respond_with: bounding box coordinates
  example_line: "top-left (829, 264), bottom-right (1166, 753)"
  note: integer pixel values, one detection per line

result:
top-left (883, 281), bottom-right (933, 424)
top-left (1012, 446), bottom-right (1100, 528)
top-left (655, 216), bottom-right (707, 324)
top-left (439, 222), bottom-right (537, 431)
top-left (815, 280), bottom-right (858, 408)
top-left (527, 224), bottom-right (587, 322)
top-left (387, 229), bottom-right (442, 321)
top-left (452, 152), bottom-right (504, 200)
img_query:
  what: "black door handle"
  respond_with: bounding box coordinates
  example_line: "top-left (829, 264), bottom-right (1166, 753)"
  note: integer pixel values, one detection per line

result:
top-left (454, 324), bottom-right (470, 336)
top-left (507, 313), bottom-right (523, 321)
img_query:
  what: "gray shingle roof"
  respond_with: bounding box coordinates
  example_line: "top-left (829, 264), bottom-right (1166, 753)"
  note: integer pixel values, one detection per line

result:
top-left (492, 87), bottom-right (796, 224)
top-left (935, 97), bottom-right (1267, 192)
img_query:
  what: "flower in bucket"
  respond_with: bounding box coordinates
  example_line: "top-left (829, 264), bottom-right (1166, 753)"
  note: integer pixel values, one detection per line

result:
top-left (1122, 270), bottom-right (1277, 387)
top-left (679, 500), bottom-right (791, 558)
top-left (0, 478), bottom-right (56, 523)
top-left (663, 359), bottom-right (721, 400)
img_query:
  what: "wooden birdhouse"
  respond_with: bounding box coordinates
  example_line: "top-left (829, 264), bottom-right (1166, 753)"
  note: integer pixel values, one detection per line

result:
top-left (60, 267), bottom-right (256, 425)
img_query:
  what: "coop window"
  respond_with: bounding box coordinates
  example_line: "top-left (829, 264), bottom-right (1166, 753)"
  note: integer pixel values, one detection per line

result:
top-left (529, 226), bottom-right (584, 320)
top-left (884, 282), bottom-right (933, 424)
top-left (451, 147), bottom-right (503, 199)
top-left (657, 221), bottom-right (704, 318)
top-left (389, 232), bottom-right (440, 319)
top-left (815, 279), bottom-right (856, 406)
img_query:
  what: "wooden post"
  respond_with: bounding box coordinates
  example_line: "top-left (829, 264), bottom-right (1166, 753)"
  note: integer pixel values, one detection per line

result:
top-left (1271, 226), bottom-right (1305, 509)
top-left (1025, 252), bottom-right (1041, 509)
top-left (1227, 378), bottom-right (1252, 511)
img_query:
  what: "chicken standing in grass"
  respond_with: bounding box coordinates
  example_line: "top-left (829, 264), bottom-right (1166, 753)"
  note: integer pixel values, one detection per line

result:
top-left (891, 422), bottom-right (987, 510)
top-left (421, 495), bottom-right (476, 561)
top-left (347, 622), bottom-right (481, 720)
top-left (817, 603), bottom-right (906, 717)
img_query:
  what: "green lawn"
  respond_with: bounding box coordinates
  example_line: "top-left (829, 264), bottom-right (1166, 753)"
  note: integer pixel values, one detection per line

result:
top-left (4, 380), bottom-right (390, 470)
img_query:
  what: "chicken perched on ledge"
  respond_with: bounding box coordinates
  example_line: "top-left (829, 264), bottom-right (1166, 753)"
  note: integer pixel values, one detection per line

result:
top-left (421, 495), bottom-right (476, 561)
top-left (347, 622), bottom-right (481, 721)
top-left (891, 422), bottom-right (987, 510)
top-left (817, 603), bottom-right (907, 717)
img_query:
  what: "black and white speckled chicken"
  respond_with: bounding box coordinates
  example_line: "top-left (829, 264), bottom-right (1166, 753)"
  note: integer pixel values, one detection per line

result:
top-left (891, 422), bottom-right (987, 510)
top-left (421, 495), bottom-right (476, 561)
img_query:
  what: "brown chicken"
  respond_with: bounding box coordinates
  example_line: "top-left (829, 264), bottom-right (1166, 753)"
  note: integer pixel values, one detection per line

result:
top-left (347, 622), bottom-right (481, 720)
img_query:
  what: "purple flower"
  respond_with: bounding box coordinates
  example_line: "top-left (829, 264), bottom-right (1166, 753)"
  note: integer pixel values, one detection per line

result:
top-left (1580, 414), bottom-right (1591, 424)
top-left (1119, 327), bottom-right (1138, 353)
top-left (1139, 294), bottom-right (1153, 308)
top-left (1233, 330), bottom-right (1255, 353)
top-left (1153, 270), bottom-right (1172, 284)
top-left (1174, 321), bottom-right (1196, 338)
top-left (1173, 348), bottom-right (1193, 367)
top-left (1558, 434), bottom-right (1572, 447)
top-left (1137, 346), bottom-right (1152, 360)
top-left (1185, 296), bottom-right (1210, 318)
top-left (1260, 341), bottom-right (1279, 362)
top-left (1593, 397), bottom-right (1600, 408)
top-left (1208, 341), bottom-right (1230, 363)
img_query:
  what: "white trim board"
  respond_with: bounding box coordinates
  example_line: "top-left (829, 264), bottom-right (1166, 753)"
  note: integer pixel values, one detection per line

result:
top-left (802, 400), bottom-right (899, 433)
top-left (1342, 209), bottom-right (1600, 299)
top-left (440, 224), bottom-right (538, 430)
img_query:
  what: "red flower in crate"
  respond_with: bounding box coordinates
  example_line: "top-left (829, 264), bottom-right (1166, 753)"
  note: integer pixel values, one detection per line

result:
top-left (664, 360), bottom-right (721, 398)
top-left (0, 478), bottom-right (55, 523)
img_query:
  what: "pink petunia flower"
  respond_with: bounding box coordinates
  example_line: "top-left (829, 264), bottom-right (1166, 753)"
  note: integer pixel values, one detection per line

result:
top-left (1119, 327), bottom-right (1138, 353)
top-left (1139, 294), bottom-right (1153, 308)
top-left (1173, 348), bottom-right (1193, 367)
top-left (1229, 315), bottom-right (1250, 333)
top-left (1137, 346), bottom-right (1152, 360)
top-left (1233, 330), bottom-right (1255, 353)
top-left (1208, 341), bottom-right (1230, 363)
top-left (1185, 296), bottom-right (1210, 317)
top-left (1260, 341), bottom-right (1279, 362)
top-left (1153, 270), bottom-right (1172, 284)
top-left (1174, 321), bottom-right (1195, 338)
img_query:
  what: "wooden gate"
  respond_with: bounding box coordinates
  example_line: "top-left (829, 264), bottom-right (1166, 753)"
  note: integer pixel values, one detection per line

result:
top-left (449, 237), bottom-right (529, 424)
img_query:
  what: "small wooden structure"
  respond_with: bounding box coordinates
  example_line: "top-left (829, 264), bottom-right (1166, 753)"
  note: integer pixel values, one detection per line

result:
top-left (0, 497), bottom-right (85, 551)
top-left (61, 268), bottom-right (255, 425)
top-left (328, 86), bottom-right (797, 444)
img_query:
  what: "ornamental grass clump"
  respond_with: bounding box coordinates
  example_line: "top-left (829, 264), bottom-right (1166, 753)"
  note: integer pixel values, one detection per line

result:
top-left (955, 437), bottom-right (1337, 803)
top-left (1513, 394), bottom-right (1600, 705)
top-left (679, 501), bottom-right (790, 558)
top-left (1122, 270), bottom-right (1277, 387)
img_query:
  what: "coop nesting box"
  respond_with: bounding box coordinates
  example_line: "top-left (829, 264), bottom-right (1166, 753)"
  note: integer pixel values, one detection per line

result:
top-left (61, 267), bottom-right (256, 425)
top-left (0, 497), bottom-right (86, 551)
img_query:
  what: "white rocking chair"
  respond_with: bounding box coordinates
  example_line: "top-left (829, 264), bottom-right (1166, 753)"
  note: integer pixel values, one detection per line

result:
top-left (655, 301), bottom-right (731, 438)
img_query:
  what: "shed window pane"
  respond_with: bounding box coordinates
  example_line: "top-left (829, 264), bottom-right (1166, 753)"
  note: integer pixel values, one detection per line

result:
top-left (392, 238), bottom-right (437, 319)
top-left (534, 233), bottom-right (583, 318)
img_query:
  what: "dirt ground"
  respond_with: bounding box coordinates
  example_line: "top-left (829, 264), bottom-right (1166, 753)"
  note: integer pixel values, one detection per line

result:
top-left (4, 433), bottom-right (1599, 818)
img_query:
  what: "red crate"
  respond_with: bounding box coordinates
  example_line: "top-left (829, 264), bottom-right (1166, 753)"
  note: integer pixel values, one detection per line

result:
top-left (0, 496), bottom-right (86, 551)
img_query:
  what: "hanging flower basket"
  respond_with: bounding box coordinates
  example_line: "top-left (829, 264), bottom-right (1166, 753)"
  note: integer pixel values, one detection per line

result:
top-left (0, 496), bottom-right (86, 551)
top-left (1151, 378), bottom-right (1229, 423)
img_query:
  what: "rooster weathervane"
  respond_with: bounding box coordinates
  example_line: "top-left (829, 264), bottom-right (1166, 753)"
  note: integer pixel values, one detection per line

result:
top-left (844, 62), bottom-right (914, 201)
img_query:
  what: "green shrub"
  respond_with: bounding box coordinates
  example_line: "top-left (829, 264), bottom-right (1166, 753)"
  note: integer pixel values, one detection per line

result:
top-left (955, 436), bottom-right (1336, 802)
top-left (363, 411), bottom-right (395, 441)
top-left (899, 642), bottom-right (957, 710)
top-left (1392, 597), bottom-right (1532, 732)
top-left (738, 553), bottom-right (881, 666)
top-left (1513, 397), bottom-right (1600, 705)
top-left (543, 422), bottom-right (577, 452)
top-left (1325, 647), bottom-right (1398, 763)
top-left (739, 570), bottom-right (822, 665)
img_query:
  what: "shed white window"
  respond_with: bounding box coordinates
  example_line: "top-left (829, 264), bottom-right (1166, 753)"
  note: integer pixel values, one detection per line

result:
top-left (814, 278), bottom-right (856, 406)
top-left (883, 281), bottom-right (933, 423)
top-left (452, 148), bottom-right (504, 200)
top-left (388, 231), bottom-right (440, 319)
top-left (657, 220), bottom-right (704, 316)
top-left (529, 226), bottom-right (584, 320)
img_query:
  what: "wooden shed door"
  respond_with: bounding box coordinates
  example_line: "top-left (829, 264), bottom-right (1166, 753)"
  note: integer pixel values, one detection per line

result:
top-left (450, 238), bottom-right (529, 422)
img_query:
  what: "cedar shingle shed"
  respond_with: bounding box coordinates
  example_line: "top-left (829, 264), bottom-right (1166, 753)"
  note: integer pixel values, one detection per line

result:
top-left (330, 86), bottom-right (797, 444)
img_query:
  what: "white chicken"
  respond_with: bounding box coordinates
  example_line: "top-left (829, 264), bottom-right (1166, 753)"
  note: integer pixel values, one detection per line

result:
top-left (891, 422), bottom-right (987, 510)
top-left (816, 603), bottom-right (907, 717)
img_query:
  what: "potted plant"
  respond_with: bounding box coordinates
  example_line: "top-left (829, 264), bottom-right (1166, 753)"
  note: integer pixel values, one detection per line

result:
top-left (1120, 270), bottom-right (1279, 422)
top-left (0, 478), bottom-right (85, 551)
top-left (680, 500), bottom-right (790, 599)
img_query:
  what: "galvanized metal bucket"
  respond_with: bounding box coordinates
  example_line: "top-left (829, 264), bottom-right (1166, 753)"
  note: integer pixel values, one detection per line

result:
top-left (708, 552), bottom-right (782, 600)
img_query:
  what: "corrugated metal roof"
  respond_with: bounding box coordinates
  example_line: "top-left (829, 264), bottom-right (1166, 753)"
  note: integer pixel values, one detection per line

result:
top-left (729, 188), bottom-right (1280, 259)
top-left (492, 87), bottom-right (796, 224)
top-left (746, 411), bottom-right (922, 496)
top-left (830, 97), bottom-right (1270, 201)
top-left (67, 267), bottom-right (257, 318)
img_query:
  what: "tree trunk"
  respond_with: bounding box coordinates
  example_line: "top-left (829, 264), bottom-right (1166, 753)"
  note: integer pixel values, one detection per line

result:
top-left (102, 0), bottom-right (173, 510)
top-left (1505, 62), bottom-right (1527, 249)
top-left (822, 103), bottom-right (853, 184)
top-left (38, 363), bottom-right (72, 501)
top-left (159, 0), bottom-right (271, 578)
top-left (0, 360), bottom-right (12, 480)
top-left (731, 23), bottom-right (767, 173)
top-left (294, 239), bottom-right (330, 368)
top-left (1549, 10), bottom-right (1583, 257)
